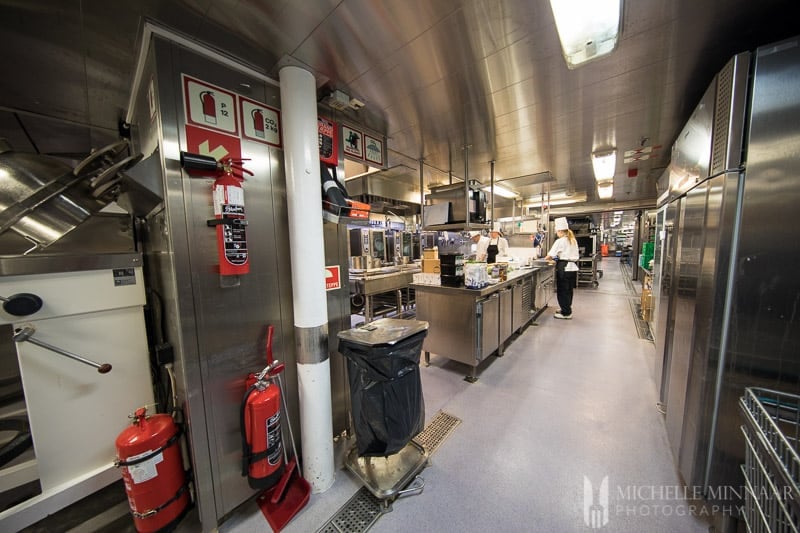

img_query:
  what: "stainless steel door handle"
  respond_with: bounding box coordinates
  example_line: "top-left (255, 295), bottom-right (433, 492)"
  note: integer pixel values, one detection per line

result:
top-left (13, 325), bottom-right (112, 374)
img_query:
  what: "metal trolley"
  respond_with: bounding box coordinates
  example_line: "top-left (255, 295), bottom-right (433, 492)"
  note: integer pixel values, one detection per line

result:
top-left (577, 253), bottom-right (602, 287)
top-left (739, 387), bottom-right (800, 533)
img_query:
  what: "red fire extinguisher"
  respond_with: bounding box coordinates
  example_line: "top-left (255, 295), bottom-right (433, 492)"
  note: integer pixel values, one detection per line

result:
top-left (116, 407), bottom-right (190, 533)
top-left (241, 325), bottom-right (285, 489)
top-left (212, 169), bottom-right (250, 276)
top-left (179, 152), bottom-right (253, 276)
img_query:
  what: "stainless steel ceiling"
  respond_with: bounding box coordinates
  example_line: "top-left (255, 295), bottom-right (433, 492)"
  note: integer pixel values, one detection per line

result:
top-left (0, 0), bottom-right (796, 211)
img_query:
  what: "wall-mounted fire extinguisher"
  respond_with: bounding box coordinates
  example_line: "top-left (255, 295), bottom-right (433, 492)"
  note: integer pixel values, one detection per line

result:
top-left (241, 325), bottom-right (285, 489)
top-left (180, 151), bottom-right (253, 276)
top-left (116, 407), bottom-right (191, 533)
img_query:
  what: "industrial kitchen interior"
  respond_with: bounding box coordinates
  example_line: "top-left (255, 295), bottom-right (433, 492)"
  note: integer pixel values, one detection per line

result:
top-left (0, 1), bottom-right (798, 532)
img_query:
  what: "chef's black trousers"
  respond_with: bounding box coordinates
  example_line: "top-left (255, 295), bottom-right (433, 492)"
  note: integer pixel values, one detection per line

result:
top-left (556, 261), bottom-right (577, 316)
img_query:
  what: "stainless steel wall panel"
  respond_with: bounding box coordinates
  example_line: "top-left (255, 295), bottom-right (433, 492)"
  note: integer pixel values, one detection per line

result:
top-left (130, 37), bottom-right (298, 528)
top-left (665, 184), bottom-right (707, 461)
top-left (324, 222), bottom-right (354, 445)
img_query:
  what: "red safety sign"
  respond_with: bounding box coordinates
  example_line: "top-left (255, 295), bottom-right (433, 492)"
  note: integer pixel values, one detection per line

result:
top-left (185, 124), bottom-right (242, 164)
top-left (318, 117), bottom-right (338, 166)
top-left (325, 266), bottom-right (341, 291)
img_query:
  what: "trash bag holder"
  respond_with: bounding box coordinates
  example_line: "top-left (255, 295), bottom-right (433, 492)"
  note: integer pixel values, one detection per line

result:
top-left (337, 318), bottom-right (430, 501)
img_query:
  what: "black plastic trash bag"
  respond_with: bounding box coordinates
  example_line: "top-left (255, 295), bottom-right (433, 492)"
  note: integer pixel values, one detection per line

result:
top-left (340, 330), bottom-right (426, 457)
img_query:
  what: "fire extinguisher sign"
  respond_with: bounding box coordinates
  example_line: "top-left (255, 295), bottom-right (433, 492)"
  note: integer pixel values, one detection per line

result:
top-left (183, 74), bottom-right (239, 136)
top-left (240, 96), bottom-right (282, 148)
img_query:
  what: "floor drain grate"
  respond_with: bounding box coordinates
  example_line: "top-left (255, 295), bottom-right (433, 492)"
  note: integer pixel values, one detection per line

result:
top-left (628, 297), bottom-right (654, 342)
top-left (413, 411), bottom-right (462, 455)
top-left (317, 412), bottom-right (461, 533)
top-left (317, 487), bottom-right (385, 533)
top-left (620, 262), bottom-right (636, 296)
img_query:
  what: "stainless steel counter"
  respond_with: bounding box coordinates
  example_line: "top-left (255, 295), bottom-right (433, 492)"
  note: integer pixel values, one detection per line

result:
top-left (413, 265), bottom-right (553, 381)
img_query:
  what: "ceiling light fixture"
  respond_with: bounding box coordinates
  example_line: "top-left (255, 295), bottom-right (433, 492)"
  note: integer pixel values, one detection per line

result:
top-left (549, 0), bottom-right (623, 69)
top-left (483, 185), bottom-right (518, 199)
top-left (597, 180), bottom-right (614, 199)
top-left (524, 192), bottom-right (588, 206)
top-left (592, 149), bottom-right (617, 181)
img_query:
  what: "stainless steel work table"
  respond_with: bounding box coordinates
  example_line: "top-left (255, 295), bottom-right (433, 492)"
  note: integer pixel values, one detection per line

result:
top-left (350, 265), bottom-right (421, 322)
top-left (411, 265), bottom-right (552, 381)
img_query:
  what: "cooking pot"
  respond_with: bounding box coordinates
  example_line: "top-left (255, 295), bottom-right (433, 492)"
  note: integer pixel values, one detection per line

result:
top-left (349, 256), bottom-right (366, 269)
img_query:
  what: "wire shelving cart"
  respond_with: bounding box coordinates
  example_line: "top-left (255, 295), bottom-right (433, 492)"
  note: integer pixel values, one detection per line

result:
top-left (739, 387), bottom-right (800, 533)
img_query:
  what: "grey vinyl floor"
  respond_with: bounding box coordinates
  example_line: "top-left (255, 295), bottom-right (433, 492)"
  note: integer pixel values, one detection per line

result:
top-left (222, 258), bottom-right (711, 533)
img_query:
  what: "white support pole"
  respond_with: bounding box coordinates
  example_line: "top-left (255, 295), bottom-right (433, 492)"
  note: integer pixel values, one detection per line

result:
top-left (279, 65), bottom-right (335, 493)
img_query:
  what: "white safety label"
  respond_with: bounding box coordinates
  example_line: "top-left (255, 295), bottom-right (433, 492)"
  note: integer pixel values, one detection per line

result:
top-left (125, 449), bottom-right (164, 484)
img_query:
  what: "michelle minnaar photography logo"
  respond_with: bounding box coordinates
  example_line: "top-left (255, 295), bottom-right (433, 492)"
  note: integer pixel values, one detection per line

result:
top-left (583, 476), bottom-right (609, 528)
top-left (582, 475), bottom-right (750, 528)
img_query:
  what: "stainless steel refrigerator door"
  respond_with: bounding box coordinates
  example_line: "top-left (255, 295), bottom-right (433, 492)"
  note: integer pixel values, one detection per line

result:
top-left (676, 50), bottom-right (752, 492)
top-left (705, 35), bottom-right (800, 492)
top-left (665, 182), bottom-right (707, 461)
top-left (654, 198), bottom-right (680, 403)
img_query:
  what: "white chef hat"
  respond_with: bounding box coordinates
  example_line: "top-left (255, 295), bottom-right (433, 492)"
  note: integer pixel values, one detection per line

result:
top-left (492, 222), bottom-right (502, 233)
top-left (469, 231), bottom-right (481, 237)
top-left (554, 217), bottom-right (569, 231)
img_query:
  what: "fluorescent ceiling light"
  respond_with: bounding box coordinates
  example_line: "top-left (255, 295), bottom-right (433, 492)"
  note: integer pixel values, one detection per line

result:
top-left (550, 0), bottom-right (622, 69)
top-left (524, 192), bottom-right (588, 206)
top-left (592, 150), bottom-right (617, 181)
top-left (483, 185), bottom-right (518, 198)
top-left (597, 181), bottom-right (614, 199)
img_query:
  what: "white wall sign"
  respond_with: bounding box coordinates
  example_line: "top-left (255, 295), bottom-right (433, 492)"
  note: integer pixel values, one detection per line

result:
top-left (364, 134), bottom-right (383, 166)
top-left (183, 74), bottom-right (239, 135)
top-left (240, 96), bottom-right (281, 147)
top-left (342, 125), bottom-right (363, 159)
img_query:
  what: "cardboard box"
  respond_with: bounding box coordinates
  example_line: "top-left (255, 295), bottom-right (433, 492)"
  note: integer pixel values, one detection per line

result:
top-left (641, 289), bottom-right (652, 321)
top-left (422, 259), bottom-right (441, 273)
top-left (422, 247), bottom-right (439, 260)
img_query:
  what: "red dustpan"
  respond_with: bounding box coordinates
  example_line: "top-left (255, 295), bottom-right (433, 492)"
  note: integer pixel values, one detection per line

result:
top-left (257, 325), bottom-right (311, 532)
top-left (257, 459), bottom-right (310, 531)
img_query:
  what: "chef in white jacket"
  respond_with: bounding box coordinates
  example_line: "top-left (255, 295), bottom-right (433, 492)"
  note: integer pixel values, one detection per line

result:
top-left (486, 225), bottom-right (509, 263)
top-left (470, 231), bottom-right (491, 261)
top-left (544, 217), bottom-right (580, 319)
